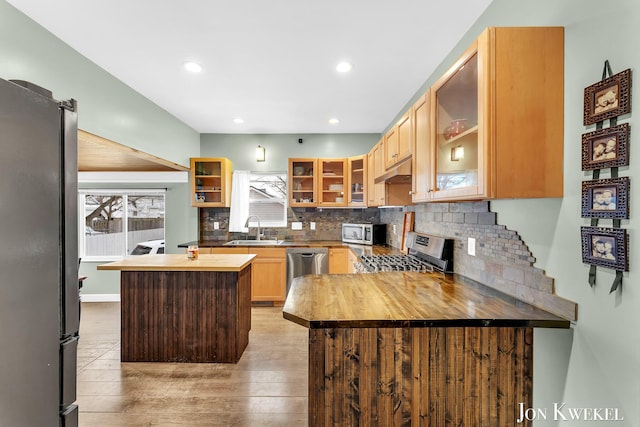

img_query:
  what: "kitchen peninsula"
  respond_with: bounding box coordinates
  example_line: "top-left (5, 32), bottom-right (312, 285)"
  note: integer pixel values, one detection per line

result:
top-left (284, 272), bottom-right (571, 426)
top-left (98, 253), bottom-right (255, 363)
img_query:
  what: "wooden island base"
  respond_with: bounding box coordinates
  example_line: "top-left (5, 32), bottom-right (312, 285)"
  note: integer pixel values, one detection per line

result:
top-left (284, 271), bottom-right (572, 427)
top-left (309, 326), bottom-right (532, 426)
top-left (98, 254), bottom-right (255, 363)
top-left (121, 268), bottom-right (251, 363)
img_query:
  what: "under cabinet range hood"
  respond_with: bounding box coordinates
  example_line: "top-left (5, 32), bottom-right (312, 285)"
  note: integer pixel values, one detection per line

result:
top-left (374, 157), bottom-right (412, 184)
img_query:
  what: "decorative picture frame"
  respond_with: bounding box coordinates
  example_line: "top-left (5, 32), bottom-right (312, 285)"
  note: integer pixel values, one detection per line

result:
top-left (581, 177), bottom-right (630, 219)
top-left (583, 68), bottom-right (632, 125)
top-left (581, 226), bottom-right (628, 271)
top-left (581, 123), bottom-right (630, 170)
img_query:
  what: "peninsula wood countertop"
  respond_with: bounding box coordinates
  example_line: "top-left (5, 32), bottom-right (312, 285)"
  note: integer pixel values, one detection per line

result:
top-left (283, 272), bottom-right (571, 329)
top-left (97, 253), bottom-right (256, 272)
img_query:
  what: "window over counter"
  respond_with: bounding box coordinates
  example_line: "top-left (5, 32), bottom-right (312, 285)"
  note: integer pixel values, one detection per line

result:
top-left (248, 172), bottom-right (287, 227)
top-left (79, 189), bottom-right (166, 261)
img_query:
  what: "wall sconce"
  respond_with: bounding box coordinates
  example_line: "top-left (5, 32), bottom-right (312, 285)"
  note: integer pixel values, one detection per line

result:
top-left (451, 145), bottom-right (464, 161)
top-left (255, 145), bottom-right (266, 162)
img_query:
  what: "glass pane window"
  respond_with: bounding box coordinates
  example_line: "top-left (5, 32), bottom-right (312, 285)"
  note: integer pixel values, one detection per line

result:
top-left (80, 190), bottom-right (165, 260)
top-left (249, 173), bottom-right (287, 227)
top-left (435, 52), bottom-right (479, 191)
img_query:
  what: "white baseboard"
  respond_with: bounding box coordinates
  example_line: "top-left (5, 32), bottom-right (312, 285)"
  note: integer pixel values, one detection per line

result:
top-left (81, 293), bottom-right (120, 302)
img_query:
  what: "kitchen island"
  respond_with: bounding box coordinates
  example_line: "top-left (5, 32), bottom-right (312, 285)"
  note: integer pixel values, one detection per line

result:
top-left (283, 272), bottom-right (571, 427)
top-left (98, 253), bottom-right (255, 363)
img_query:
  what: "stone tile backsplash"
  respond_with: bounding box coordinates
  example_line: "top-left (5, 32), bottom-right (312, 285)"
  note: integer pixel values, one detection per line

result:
top-left (199, 207), bottom-right (380, 242)
top-left (380, 201), bottom-right (574, 320)
top-left (199, 200), bottom-right (574, 319)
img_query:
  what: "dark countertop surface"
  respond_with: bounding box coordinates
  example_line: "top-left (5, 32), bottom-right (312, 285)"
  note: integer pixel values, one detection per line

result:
top-left (283, 271), bottom-right (571, 329)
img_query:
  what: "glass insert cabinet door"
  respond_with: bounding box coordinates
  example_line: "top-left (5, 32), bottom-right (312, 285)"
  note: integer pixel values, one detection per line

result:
top-left (318, 159), bottom-right (347, 206)
top-left (432, 46), bottom-right (484, 199)
top-left (289, 158), bottom-right (317, 207)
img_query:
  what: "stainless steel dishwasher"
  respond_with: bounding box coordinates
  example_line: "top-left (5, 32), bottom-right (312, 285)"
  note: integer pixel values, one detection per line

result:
top-left (286, 247), bottom-right (329, 294)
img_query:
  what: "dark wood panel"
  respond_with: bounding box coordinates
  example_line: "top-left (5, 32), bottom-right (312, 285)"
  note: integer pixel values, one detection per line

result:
top-left (120, 267), bottom-right (251, 363)
top-left (309, 326), bottom-right (533, 427)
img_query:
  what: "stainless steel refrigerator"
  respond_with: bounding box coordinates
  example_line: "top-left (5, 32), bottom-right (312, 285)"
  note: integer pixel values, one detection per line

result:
top-left (0, 78), bottom-right (79, 426)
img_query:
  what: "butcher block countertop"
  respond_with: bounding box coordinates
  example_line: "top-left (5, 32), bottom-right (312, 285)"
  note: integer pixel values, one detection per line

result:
top-left (283, 272), bottom-right (571, 329)
top-left (97, 253), bottom-right (255, 272)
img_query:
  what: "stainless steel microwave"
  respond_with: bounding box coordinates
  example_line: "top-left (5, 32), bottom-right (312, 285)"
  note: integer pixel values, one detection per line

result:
top-left (341, 223), bottom-right (387, 245)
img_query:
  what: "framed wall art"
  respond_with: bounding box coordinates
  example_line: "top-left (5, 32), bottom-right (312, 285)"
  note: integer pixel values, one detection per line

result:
top-left (581, 226), bottom-right (628, 271)
top-left (581, 177), bottom-right (630, 219)
top-left (583, 68), bottom-right (632, 125)
top-left (581, 123), bottom-right (630, 170)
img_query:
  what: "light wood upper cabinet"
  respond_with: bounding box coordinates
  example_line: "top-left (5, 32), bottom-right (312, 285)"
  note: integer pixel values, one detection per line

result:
top-left (317, 158), bottom-right (348, 207)
top-left (412, 92), bottom-right (431, 203)
top-left (289, 158), bottom-right (318, 207)
top-left (367, 148), bottom-right (378, 206)
top-left (383, 127), bottom-right (398, 169)
top-left (367, 139), bottom-right (386, 207)
top-left (428, 26), bottom-right (564, 201)
top-left (384, 112), bottom-right (412, 170)
top-left (396, 112), bottom-right (413, 165)
top-left (190, 158), bottom-right (232, 207)
top-left (347, 155), bottom-right (367, 207)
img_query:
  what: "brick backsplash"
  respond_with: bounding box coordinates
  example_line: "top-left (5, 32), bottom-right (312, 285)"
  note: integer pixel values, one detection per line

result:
top-left (380, 201), bottom-right (575, 320)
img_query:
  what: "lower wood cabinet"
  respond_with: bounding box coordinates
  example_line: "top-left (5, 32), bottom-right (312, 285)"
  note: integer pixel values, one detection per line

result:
top-left (329, 247), bottom-right (356, 274)
top-left (198, 247), bottom-right (286, 302)
top-left (199, 247), bottom-right (247, 254)
top-left (249, 248), bottom-right (287, 303)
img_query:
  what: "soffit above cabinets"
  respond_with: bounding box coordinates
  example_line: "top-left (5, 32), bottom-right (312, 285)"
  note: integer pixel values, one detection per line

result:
top-left (78, 130), bottom-right (188, 172)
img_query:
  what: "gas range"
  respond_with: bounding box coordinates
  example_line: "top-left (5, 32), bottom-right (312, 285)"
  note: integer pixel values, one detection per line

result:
top-left (355, 231), bottom-right (454, 274)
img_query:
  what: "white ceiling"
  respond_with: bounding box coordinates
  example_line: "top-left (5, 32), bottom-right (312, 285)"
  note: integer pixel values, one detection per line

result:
top-left (9, 0), bottom-right (492, 134)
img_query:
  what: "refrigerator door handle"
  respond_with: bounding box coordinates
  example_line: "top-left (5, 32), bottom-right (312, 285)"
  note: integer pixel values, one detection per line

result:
top-left (61, 102), bottom-right (79, 338)
top-left (60, 336), bottom-right (78, 408)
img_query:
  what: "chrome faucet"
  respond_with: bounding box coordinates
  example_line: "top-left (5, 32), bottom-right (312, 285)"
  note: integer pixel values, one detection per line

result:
top-left (244, 215), bottom-right (262, 240)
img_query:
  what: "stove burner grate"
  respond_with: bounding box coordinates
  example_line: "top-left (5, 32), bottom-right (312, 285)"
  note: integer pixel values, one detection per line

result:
top-left (356, 254), bottom-right (437, 274)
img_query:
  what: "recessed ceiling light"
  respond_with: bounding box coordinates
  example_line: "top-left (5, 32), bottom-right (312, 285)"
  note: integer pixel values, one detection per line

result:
top-left (233, 117), bottom-right (245, 124)
top-left (336, 61), bottom-right (352, 73)
top-left (184, 61), bottom-right (203, 73)
top-left (328, 118), bottom-right (340, 125)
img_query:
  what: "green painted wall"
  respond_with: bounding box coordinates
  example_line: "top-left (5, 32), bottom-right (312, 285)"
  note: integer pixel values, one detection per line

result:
top-left (392, 0), bottom-right (638, 424)
top-left (0, 0), bottom-right (200, 167)
top-left (200, 133), bottom-right (379, 171)
top-left (1, 1), bottom-right (201, 296)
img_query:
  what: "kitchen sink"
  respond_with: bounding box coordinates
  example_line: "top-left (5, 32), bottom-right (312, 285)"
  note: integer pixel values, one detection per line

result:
top-left (224, 239), bottom-right (284, 246)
